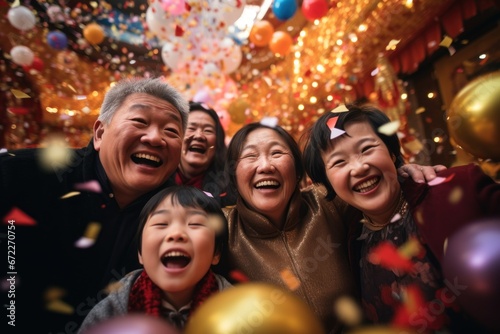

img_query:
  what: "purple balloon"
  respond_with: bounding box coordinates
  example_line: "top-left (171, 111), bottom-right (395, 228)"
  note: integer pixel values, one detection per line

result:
top-left (442, 219), bottom-right (500, 330)
top-left (47, 30), bottom-right (68, 50)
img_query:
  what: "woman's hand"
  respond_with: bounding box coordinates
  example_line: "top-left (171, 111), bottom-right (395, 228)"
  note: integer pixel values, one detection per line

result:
top-left (398, 164), bottom-right (447, 183)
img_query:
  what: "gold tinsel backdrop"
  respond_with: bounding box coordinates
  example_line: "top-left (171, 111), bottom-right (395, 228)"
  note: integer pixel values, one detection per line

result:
top-left (1, 0), bottom-right (499, 154)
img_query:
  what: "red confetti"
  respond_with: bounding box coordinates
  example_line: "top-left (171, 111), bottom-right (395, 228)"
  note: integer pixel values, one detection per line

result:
top-left (327, 116), bottom-right (339, 129)
top-left (229, 270), bottom-right (249, 283)
top-left (2, 207), bottom-right (37, 226)
top-left (368, 241), bottom-right (414, 272)
top-left (175, 25), bottom-right (184, 37)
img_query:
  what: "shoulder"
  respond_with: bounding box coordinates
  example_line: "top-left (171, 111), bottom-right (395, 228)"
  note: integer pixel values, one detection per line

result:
top-left (214, 273), bottom-right (233, 291)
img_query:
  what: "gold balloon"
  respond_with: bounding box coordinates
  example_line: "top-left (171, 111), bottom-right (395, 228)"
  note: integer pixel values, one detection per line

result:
top-left (447, 71), bottom-right (500, 161)
top-left (228, 98), bottom-right (250, 124)
top-left (185, 283), bottom-right (325, 334)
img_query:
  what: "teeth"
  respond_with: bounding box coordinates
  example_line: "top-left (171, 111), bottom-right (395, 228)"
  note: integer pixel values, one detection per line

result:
top-left (164, 251), bottom-right (189, 258)
top-left (354, 178), bottom-right (378, 192)
top-left (255, 180), bottom-right (279, 188)
top-left (134, 153), bottom-right (160, 163)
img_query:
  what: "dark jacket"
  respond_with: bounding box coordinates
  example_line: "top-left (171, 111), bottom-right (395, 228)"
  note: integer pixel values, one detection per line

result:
top-left (0, 142), bottom-right (175, 333)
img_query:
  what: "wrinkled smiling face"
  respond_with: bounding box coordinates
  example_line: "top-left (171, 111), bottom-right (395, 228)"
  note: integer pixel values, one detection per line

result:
top-left (235, 128), bottom-right (297, 225)
top-left (93, 93), bottom-right (184, 200)
top-left (179, 111), bottom-right (217, 177)
top-left (138, 198), bottom-right (219, 307)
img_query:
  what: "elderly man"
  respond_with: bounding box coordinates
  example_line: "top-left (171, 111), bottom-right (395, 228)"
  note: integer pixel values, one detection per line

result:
top-left (0, 78), bottom-right (188, 333)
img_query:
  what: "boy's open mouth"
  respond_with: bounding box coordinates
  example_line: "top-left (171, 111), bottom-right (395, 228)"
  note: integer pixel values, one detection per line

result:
top-left (161, 251), bottom-right (191, 268)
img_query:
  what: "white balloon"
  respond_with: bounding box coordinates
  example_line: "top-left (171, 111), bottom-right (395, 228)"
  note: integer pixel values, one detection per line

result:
top-left (10, 45), bottom-right (35, 66)
top-left (146, 6), bottom-right (173, 41)
top-left (161, 42), bottom-right (187, 70)
top-left (8, 6), bottom-right (36, 31)
top-left (203, 62), bottom-right (219, 76)
top-left (222, 44), bottom-right (242, 74)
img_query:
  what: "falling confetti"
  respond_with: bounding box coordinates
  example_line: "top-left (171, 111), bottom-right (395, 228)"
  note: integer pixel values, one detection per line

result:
top-left (327, 116), bottom-right (345, 139)
top-left (448, 186), bottom-right (463, 204)
top-left (46, 300), bottom-right (74, 315)
top-left (378, 120), bottom-right (401, 136)
top-left (368, 241), bottom-right (414, 272)
top-left (44, 287), bottom-right (67, 302)
top-left (229, 270), bottom-right (249, 283)
top-left (60, 191), bottom-right (81, 199)
top-left (10, 89), bottom-right (31, 98)
top-left (39, 136), bottom-right (74, 172)
top-left (260, 116), bottom-right (278, 127)
top-left (439, 35), bottom-right (453, 48)
top-left (427, 173), bottom-right (455, 186)
top-left (331, 104), bottom-right (349, 113)
top-left (333, 296), bottom-right (363, 326)
top-left (279, 268), bottom-right (301, 291)
top-left (2, 207), bottom-right (37, 226)
top-left (74, 180), bottom-right (102, 193)
top-left (74, 222), bottom-right (102, 248)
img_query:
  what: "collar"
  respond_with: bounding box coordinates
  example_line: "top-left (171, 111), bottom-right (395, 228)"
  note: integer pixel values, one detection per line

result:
top-left (174, 169), bottom-right (204, 189)
top-left (234, 187), bottom-right (302, 238)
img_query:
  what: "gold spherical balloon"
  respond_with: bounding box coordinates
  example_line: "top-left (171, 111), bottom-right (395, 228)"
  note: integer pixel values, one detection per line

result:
top-left (447, 71), bottom-right (500, 161)
top-left (185, 283), bottom-right (325, 334)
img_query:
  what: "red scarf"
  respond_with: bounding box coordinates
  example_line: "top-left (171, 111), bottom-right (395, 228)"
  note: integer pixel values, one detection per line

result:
top-left (174, 170), bottom-right (204, 189)
top-left (128, 270), bottom-right (219, 317)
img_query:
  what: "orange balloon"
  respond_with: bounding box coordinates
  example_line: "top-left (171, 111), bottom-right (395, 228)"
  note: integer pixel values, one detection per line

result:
top-left (249, 20), bottom-right (274, 47)
top-left (269, 31), bottom-right (293, 56)
top-left (83, 23), bottom-right (105, 44)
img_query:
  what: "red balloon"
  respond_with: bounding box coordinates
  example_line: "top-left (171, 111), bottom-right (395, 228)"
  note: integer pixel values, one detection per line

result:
top-left (442, 219), bottom-right (500, 331)
top-left (301, 0), bottom-right (329, 21)
top-left (23, 56), bottom-right (44, 72)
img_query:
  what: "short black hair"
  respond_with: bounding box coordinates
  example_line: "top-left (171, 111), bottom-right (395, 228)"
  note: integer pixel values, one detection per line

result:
top-left (136, 186), bottom-right (227, 256)
top-left (225, 122), bottom-right (304, 190)
top-left (303, 104), bottom-right (404, 200)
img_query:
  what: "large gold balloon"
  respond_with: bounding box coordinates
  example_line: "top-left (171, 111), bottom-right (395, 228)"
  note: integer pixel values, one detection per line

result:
top-left (447, 71), bottom-right (500, 161)
top-left (185, 283), bottom-right (325, 334)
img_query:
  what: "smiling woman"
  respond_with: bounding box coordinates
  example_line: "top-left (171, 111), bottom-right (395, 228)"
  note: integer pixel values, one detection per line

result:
top-left (220, 122), bottom-right (356, 333)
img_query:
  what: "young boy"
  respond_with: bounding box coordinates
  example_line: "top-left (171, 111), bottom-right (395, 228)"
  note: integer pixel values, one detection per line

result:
top-left (78, 186), bottom-right (231, 332)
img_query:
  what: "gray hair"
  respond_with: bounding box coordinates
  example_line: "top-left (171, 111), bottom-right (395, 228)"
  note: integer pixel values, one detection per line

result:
top-left (98, 77), bottom-right (189, 129)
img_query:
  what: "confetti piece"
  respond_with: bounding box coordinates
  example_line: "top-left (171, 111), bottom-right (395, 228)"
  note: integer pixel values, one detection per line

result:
top-left (448, 186), bottom-right (463, 204)
top-left (415, 209), bottom-right (424, 225)
top-left (327, 116), bottom-right (339, 129)
top-left (39, 136), bottom-right (73, 171)
top-left (83, 222), bottom-right (102, 240)
top-left (439, 35), bottom-right (453, 48)
top-left (333, 296), bottom-right (363, 326)
top-left (2, 207), bottom-right (36, 226)
top-left (74, 236), bottom-right (95, 248)
top-left (74, 180), bottom-right (102, 193)
top-left (203, 191), bottom-right (214, 198)
top-left (443, 238), bottom-right (448, 256)
top-left (207, 214), bottom-right (225, 235)
top-left (60, 191), bottom-right (81, 199)
top-left (331, 104), bottom-right (349, 113)
top-left (378, 120), bottom-right (401, 136)
top-left (260, 116), bottom-right (278, 127)
top-left (104, 280), bottom-right (124, 294)
top-left (280, 268), bottom-right (301, 291)
top-left (0, 148), bottom-right (7, 154)
top-left (46, 300), bottom-right (74, 315)
top-left (398, 237), bottom-right (422, 259)
top-left (229, 270), bottom-right (249, 283)
top-left (327, 117), bottom-right (345, 139)
top-left (368, 241), bottom-right (414, 272)
top-left (10, 89), bottom-right (31, 99)
top-left (44, 287), bottom-right (67, 302)
top-left (427, 173), bottom-right (455, 186)
top-left (415, 107), bottom-right (425, 114)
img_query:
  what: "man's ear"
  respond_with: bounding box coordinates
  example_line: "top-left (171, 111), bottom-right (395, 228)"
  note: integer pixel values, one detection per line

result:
top-left (93, 120), bottom-right (104, 151)
top-left (211, 251), bottom-right (221, 265)
top-left (138, 251), bottom-right (144, 265)
top-left (391, 153), bottom-right (397, 163)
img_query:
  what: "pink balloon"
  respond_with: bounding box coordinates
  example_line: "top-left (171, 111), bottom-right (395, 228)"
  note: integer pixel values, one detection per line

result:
top-left (161, 0), bottom-right (186, 16)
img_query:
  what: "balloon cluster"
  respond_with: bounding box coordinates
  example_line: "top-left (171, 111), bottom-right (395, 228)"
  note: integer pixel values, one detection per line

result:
top-left (146, 0), bottom-right (245, 77)
top-left (7, 5), bottom-right (106, 72)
